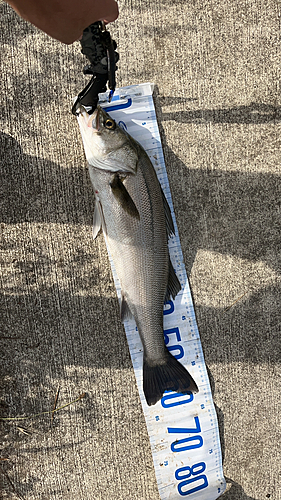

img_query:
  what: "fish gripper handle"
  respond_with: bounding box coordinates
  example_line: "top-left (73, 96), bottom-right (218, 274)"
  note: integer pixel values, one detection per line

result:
top-left (72, 21), bottom-right (119, 115)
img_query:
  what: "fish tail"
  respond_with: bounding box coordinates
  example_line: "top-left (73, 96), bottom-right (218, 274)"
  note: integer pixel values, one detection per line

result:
top-left (143, 350), bottom-right (198, 406)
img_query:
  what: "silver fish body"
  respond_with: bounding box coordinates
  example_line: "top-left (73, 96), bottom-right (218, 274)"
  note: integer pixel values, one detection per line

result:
top-left (77, 105), bottom-right (198, 405)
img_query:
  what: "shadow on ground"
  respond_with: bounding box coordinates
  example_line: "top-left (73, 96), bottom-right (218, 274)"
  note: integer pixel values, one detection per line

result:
top-left (1, 129), bottom-right (280, 274)
top-left (221, 478), bottom-right (258, 500)
top-left (1, 93), bottom-right (280, 498)
top-left (0, 132), bottom-right (95, 226)
top-left (159, 98), bottom-right (281, 124)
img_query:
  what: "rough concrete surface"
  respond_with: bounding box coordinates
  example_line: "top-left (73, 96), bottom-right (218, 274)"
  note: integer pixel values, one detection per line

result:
top-left (0, 1), bottom-right (280, 499)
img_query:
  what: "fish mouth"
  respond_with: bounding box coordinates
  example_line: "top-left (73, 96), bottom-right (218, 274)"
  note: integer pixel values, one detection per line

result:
top-left (76, 104), bottom-right (101, 133)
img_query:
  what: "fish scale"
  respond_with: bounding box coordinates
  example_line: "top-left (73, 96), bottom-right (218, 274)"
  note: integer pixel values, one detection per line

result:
top-left (90, 153), bottom-right (169, 360)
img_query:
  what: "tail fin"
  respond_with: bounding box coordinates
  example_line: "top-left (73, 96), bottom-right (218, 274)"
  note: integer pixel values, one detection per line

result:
top-left (143, 350), bottom-right (198, 406)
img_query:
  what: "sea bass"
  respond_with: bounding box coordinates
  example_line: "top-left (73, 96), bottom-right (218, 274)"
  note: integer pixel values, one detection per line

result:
top-left (77, 105), bottom-right (198, 405)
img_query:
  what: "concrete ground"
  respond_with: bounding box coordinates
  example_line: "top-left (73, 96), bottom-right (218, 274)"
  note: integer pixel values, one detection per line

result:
top-left (0, 0), bottom-right (280, 499)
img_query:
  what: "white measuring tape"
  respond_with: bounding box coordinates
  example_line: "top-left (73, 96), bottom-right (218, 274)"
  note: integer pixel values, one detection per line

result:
top-left (78, 83), bottom-right (226, 499)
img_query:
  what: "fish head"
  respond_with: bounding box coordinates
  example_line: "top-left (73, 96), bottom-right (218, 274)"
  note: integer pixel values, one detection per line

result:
top-left (76, 105), bottom-right (138, 174)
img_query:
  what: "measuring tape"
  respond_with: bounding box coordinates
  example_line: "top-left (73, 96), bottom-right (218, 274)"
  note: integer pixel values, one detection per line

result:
top-left (78, 83), bottom-right (226, 499)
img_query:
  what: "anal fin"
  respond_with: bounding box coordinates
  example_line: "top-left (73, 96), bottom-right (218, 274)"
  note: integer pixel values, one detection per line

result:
top-left (120, 293), bottom-right (133, 323)
top-left (164, 258), bottom-right (181, 302)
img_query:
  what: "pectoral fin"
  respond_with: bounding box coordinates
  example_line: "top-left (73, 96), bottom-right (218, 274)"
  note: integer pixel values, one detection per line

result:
top-left (93, 199), bottom-right (106, 239)
top-left (110, 174), bottom-right (140, 219)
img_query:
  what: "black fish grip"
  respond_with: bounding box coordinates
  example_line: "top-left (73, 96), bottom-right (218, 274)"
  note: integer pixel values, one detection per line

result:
top-left (72, 21), bottom-right (119, 115)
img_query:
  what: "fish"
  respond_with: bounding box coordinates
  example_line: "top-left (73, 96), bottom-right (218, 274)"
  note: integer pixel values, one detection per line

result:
top-left (77, 105), bottom-right (198, 405)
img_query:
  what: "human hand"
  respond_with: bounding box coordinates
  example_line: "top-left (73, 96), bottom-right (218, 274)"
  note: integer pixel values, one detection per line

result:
top-left (6, 0), bottom-right (119, 44)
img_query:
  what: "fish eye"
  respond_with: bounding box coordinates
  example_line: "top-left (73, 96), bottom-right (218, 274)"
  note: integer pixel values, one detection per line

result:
top-left (105, 119), bottom-right (116, 130)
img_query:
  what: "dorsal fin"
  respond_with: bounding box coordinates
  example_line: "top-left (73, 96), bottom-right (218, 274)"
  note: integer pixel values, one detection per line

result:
top-left (161, 187), bottom-right (175, 238)
top-left (164, 258), bottom-right (181, 302)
